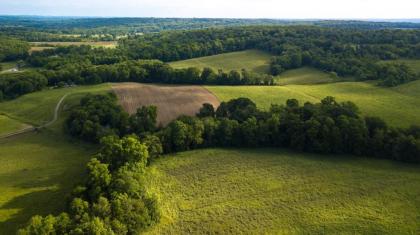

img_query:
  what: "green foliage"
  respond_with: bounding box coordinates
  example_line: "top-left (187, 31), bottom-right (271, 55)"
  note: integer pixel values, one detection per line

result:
top-left (19, 135), bottom-right (159, 234)
top-left (0, 36), bottom-right (29, 62)
top-left (130, 105), bottom-right (158, 135)
top-left (65, 93), bottom-right (129, 141)
top-left (0, 71), bottom-right (48, 99)
top-left (96, 135), bottom-right (149, 171)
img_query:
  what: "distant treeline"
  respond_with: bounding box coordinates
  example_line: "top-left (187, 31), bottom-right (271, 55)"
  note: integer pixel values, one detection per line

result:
top-left (119, 26), bottom-right (420, 86)
top-left (39, 59), bottom-right (274, 86)
top-left (25, 26), bottom-right (420, 87)
top-left (2, 16), bottom-right (420, 41)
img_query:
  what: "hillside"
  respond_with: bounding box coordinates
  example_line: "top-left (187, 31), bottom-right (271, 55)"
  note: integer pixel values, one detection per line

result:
top-left (144, 148), bottom-right (420, 234)
top-left (0, 84), bottom-right (110, 233)
top-left (206, 81), bottom-right (420, 128)
top-left (169, 50), bottom-right (272, 73)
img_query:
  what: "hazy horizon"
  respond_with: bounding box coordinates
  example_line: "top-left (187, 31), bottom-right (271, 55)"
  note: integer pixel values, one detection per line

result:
top-left (1, 0), bottom-right (419, 19)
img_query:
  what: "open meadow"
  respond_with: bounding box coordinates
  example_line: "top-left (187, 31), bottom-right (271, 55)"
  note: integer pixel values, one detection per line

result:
top-left (169, 50), bottom-right (272, 73)
top-left (206, 80), bottom-right (420, 128)
top-left (144, 148), bottom-right (420, 234)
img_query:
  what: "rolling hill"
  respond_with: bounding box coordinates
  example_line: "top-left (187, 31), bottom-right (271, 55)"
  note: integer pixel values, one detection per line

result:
top-left (169, 50), bottom-right (272, 73)
top-left (144, 148), bottom-right (420, 234)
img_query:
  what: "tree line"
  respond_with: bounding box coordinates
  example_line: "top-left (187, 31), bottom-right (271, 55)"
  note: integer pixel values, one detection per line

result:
top-left (24, 26), bottom-right (420, 87)
top-left (66, 93), bottom-right (420, 163)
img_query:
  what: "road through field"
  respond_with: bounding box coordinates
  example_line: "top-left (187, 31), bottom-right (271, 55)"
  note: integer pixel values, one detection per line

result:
top-left (0, 94), bottom-right (68, 138)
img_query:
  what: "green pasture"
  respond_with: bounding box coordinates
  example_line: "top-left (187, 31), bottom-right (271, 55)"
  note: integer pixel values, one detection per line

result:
top-left (169, 50), bottom-right (272, 73)
top-left (144, 148), bottom-right (420, 234)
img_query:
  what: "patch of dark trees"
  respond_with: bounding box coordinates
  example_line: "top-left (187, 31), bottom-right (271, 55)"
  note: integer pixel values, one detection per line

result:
top-left (0, 71), bottom-right (48, 101)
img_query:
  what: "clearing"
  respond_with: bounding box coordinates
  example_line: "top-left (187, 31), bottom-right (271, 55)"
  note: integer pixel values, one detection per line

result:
top-left (112, 83), bottom-right (220, 126)
top-left (144, 148), bottom-right (420, 234)
top-left (275, 67), bottom-right (345, 85)
top-left (169, 50), bottom-right (272, 73)
top-left (29, 41), bottom-right (118, 52)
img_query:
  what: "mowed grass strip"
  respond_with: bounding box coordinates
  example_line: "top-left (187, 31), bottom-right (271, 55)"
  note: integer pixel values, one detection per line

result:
top-left (0, 131), bottom-right (94, 234)
top-left (169, 50), bottom-right (272, 73)
top-left (144, 148), bottom-right (420, 234)
top-left (206, 81), bottom-right (420, 128)
top-left (275, 67), bottom-right (343, 85)
top-left (0, 84), bottom-right (111, 126)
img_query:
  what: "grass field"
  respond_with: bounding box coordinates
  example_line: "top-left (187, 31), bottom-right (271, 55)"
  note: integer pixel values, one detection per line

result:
top-left (169, 50), bottom-right (272, 73)
top-left (144, 148), bottom-right (420, 234)
top-left (0, 84), bottom-right (111, 233)
top-left (0, 115), bottom-right (30, 136)
top-left (275, 67), bottom-right (344, 85)
top-left (0, 62), bottom-right (17, 72)
top-left (0, 131), bottom-right (94, 234)
top-left (0, 84), bottom-right (111, 126)
top-left (206, 80), bottom-right (420, 128)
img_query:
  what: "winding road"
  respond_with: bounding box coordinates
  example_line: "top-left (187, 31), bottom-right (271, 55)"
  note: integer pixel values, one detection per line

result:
top-left (0, 93), bottom-right (69, 139)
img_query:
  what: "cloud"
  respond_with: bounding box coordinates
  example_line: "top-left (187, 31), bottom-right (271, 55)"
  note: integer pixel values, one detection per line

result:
top-left (0, 0), bottom-right (419, 19)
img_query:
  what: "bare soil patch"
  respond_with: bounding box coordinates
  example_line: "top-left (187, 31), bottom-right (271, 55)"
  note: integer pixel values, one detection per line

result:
top-left (112, 83), bottom-right (220, 126)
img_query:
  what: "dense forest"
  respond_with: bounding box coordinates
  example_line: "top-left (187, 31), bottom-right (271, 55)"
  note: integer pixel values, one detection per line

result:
top-left (0, 36), bottom-right (30, 62)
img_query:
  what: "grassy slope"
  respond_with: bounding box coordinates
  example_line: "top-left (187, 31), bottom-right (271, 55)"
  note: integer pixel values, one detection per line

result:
top-left (0, 84), bottom-right (111, 233)
top-left (275, 67), bottom-right (343, 85)
top-left (169, 50), bottom-right (272, 73)
top-left (0, 62), bottom-right (16, 72)
top-left (207, 81), bottom-right (420, 128)
top-left (144, 148), bottom-right (420, 234)
top-left (0, 84), bottom-right (110, 126)
top-left (0, 116), bottom-right (29, 136)
top-left (0, 131), bottom-right (94, 234)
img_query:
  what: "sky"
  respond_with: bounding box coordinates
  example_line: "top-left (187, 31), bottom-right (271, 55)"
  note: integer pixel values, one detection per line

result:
top-left (0, 0), bottom-right (419, 19)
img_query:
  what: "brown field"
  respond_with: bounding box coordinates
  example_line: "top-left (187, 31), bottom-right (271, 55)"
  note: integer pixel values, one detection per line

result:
top-left (29, 41), bottom-right (117, 53)
top-left (112, 83), bottom-right (220, 126)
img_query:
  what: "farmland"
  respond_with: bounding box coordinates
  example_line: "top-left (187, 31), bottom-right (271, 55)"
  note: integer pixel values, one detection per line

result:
top-left (144, 148), bottom-right (420, 234)
top-left (29, 41), bottom-right (118, 52)
top-left (169, 50), bottom-right (272, 73)
top-left (206, 80), bottom-right (420, 128)
top-left (112, 83), bottom-right (220, 125)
